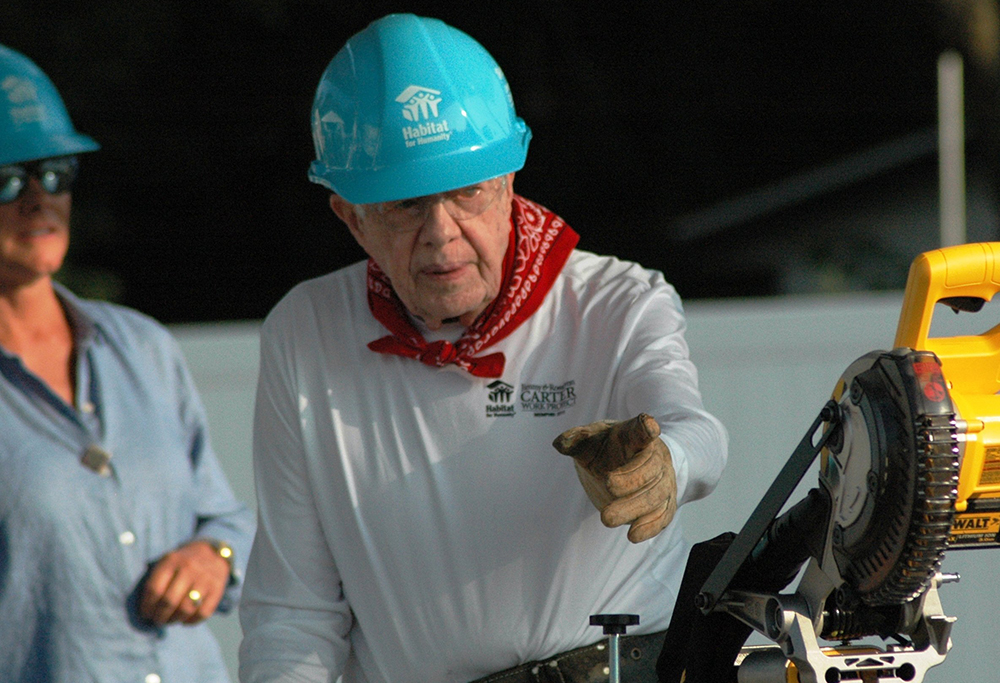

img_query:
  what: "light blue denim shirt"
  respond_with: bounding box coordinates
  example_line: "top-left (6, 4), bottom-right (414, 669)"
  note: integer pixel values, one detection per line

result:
top-left (0, 284), bottom-right (254, 683)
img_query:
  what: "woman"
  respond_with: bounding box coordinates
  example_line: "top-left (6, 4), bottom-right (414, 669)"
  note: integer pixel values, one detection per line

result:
top-left (0, 44), bottom-right (253, 683)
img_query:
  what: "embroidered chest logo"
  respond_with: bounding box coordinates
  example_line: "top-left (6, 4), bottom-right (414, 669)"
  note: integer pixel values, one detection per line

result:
top-left (396, 85), bottom-right (451, 148)
top-left (485, 380), bottom-right (515, 418)
top-left (485, 379), bottom-right (579, 418)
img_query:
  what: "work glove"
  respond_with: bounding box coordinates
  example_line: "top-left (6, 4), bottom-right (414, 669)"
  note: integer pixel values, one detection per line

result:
top-left (552, 413), bottom-right (677, 543)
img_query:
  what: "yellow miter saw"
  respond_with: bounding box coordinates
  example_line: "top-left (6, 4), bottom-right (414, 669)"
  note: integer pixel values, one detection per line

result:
top-left (683, 243), bottom-right (1000, 683)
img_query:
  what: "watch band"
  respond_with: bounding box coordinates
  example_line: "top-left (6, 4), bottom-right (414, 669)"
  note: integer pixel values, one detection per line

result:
top-left (206, 538), bottom-right (234, 564)
top-left (201, 538), bottom-right (239, 585)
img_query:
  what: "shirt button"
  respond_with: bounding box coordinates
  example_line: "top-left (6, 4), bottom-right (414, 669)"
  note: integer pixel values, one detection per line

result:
top-left (145, 674), bottom-right (161, 683)
top-left (119, 531), bottom-right (136, 546)
top-left (81, 401), bottom-right (95, 413)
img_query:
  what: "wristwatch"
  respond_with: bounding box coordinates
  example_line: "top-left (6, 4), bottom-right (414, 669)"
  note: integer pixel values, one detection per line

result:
top-left (203, 538), bottom-right (239, 585)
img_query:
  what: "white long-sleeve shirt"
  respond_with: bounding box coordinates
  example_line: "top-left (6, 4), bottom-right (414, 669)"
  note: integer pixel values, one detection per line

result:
top-left (239, 250), bottom-right (728, 683)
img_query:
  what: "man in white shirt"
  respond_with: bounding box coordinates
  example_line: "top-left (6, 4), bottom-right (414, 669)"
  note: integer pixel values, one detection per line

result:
top-left (239, 13), bottom-right (728, 683)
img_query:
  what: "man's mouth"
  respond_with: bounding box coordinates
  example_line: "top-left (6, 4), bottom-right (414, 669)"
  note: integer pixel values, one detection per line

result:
top-left (423, 262), bottom-right (467, 277)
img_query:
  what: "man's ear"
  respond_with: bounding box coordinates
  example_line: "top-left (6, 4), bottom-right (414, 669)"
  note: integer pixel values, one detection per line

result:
top-left (329, 194), bottom-right (366, 245)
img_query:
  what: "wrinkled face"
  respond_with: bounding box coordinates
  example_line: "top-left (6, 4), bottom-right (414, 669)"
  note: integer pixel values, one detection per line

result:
top-left (0, 169), bottom-right (72, 290)
top-left (331, 173), bottom-right (515, 330)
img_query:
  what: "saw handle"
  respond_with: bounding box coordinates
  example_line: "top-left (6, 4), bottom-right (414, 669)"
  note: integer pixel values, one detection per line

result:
top-left (894, 242), bottom-right (1000, 395)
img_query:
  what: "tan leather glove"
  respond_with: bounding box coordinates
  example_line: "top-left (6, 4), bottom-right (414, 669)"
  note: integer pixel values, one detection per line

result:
top-left (553, 413), bottom-right (677, 543)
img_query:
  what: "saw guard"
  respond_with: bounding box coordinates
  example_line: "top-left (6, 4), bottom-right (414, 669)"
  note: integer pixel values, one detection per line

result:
top-left (822, 350), bottom-right (959, 607)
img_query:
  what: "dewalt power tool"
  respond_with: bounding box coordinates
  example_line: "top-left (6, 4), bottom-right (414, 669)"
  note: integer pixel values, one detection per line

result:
top-left (665, 243), bottom-right (1000, 683)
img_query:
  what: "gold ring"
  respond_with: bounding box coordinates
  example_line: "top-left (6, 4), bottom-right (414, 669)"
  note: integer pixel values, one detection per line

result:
top-left (188, 589), bottom-right (203, 605)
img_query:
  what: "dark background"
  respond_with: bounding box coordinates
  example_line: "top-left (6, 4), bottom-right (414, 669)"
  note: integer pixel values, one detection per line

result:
top-left (3, 1), bottom-right (997, 323)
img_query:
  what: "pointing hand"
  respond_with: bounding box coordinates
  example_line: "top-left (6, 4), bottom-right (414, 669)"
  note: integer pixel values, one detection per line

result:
top-left (553, 413), bottom-right (678, 543)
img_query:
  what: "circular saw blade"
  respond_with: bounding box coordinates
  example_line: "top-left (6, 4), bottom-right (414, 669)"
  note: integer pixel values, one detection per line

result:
top-left (823, 348), bottom-right (959, 606)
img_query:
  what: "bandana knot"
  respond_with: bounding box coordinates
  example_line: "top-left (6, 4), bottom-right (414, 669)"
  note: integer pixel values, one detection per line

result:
top-left (365, 195), bottom-right (579, 378)
top-left (422, 340), bottom-right (457, 365)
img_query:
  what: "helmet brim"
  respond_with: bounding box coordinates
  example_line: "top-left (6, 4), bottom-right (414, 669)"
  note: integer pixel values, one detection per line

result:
top-left (1, 132), bottom-right (100, 167)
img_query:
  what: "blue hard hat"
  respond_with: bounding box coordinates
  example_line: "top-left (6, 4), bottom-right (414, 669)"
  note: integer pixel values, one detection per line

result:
top-left (0, 44), bottom-right (100, 166)
top-left (308, 14), bottom-right (532, 205)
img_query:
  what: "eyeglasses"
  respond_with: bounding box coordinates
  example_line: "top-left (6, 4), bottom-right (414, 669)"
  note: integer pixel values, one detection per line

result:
top-left (364, 176), bottom-right (508, 232)
top-left (0, 156), bottom-right (80, 204)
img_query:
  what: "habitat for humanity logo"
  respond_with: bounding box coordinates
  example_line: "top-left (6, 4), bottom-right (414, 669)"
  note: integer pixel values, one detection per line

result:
top-left (1, 76), bottom-right (44, 126)
top-left (485, 380), bottom-right (515, 418)
top-left (396, 85), bottom-right (451, 148)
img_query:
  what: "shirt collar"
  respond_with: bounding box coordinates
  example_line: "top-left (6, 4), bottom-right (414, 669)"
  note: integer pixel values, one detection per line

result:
top-left (52, 281), bottom-right (101, 350)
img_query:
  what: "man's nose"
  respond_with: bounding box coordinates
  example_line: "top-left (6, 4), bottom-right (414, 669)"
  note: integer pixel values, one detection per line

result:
top-left (420, 200), bottom-right (461, 245)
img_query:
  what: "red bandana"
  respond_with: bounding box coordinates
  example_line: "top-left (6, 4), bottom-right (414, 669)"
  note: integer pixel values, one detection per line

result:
top-left (366, 195), bottom-right (580, 378)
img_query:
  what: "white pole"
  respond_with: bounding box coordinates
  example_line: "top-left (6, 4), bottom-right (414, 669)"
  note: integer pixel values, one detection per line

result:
top-left (938, 50), bottom-right (966, 247)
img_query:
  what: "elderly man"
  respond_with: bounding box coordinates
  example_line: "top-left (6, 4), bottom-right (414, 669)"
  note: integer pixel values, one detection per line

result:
top-left (239, 14), bottom-right (727, 683)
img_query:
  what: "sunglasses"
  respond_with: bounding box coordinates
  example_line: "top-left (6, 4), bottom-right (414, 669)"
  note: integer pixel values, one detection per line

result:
top-left (0, 156), bottom-right (80, 204)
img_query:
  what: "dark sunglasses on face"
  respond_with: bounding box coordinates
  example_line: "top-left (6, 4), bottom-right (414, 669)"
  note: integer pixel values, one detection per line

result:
top-left (0, 156), bottom-right (80, 204)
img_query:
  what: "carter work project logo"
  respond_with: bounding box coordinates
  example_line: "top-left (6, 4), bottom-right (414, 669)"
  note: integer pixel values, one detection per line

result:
top-left (396, 85), bottom-right (451, 148)
top-left (486, 380), bottom-right (515, 418)
top-left (521, 381), bottom-right (576, 417)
